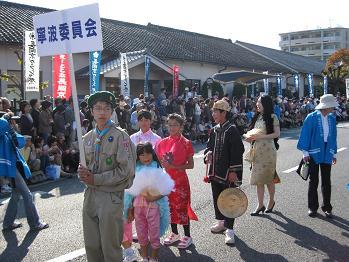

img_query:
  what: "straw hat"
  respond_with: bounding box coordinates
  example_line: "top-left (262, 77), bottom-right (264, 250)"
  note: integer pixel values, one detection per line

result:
top-left (212, 99), bottom-right (231, 112)
top-left (217, 188), bottom-right (248, 218)
top-left (315, 94), bottom-right (339, 110)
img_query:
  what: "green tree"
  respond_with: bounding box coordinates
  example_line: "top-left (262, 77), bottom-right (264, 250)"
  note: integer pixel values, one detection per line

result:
top-left (322, 49), bottom-right (349, 95)
top-left (201, 81), bottom-right (223, 98)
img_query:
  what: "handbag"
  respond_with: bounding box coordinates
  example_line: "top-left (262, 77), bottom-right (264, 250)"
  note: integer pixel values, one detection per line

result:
top-left (243, 144), bottom-right (255, 163)
top-left (272, 171), bottom-right (281, 184)
top-left (296, 159), bottom-right (310, 180)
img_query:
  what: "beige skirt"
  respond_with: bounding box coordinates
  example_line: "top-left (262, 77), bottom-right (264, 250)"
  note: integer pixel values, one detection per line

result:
top-left (249, 139), bottom-right (277, 185)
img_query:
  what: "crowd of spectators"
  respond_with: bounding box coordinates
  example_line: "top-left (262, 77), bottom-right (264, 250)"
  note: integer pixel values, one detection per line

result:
top-left (0, 87), bottom-right (348, 194)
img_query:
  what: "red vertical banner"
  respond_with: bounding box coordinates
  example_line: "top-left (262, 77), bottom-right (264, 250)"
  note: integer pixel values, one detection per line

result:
top-left (173, 65), bottom-right (179, 97)
top-left (53, 54), bottom-right (71, 99)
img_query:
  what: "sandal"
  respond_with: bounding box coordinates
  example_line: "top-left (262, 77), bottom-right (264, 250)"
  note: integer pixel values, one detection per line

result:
top-left (163, 232), bottom-right (180, 245)
top-left (177, 236), bottom-right (193, 249)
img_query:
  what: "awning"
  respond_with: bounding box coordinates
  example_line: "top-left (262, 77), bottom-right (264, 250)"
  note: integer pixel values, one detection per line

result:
top-left (212, 70), bottom-right (277, 84)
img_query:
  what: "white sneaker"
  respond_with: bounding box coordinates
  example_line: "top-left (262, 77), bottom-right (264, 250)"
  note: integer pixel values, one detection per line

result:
top-left (163, 232), bottom-right (180, 245)
top-left (123, 248), bottom-right (138, 262)
top-left (210, 220), bottom-right (226, 233)
top-left (225, 229), bottom-right (235, 245)
top-left (1, 185), bottom-right (12, 194)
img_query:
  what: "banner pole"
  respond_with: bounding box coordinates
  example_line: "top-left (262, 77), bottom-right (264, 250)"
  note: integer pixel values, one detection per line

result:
top-left (68, 53), bottom-right (86, 166)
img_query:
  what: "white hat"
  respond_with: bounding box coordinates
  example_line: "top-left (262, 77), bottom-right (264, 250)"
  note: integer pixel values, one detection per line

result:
top-left (315, 94), bottom-right (339, 110)
top-left (133, 98), bottom-right (141, 105)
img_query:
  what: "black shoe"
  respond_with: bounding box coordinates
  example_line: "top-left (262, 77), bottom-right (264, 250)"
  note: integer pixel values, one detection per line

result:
top-left (2, 222), bottom-right (22, 231)
top-left (308, 210), bottom-right (317, 218)
top-left (30, 222), bottom-right (49, 231)
top-left (265, 201), bottom-right (275, 213)
top-left (251, 206), bottom-right (266, 216)
top-left (324, 211), bottom-right (333, 218)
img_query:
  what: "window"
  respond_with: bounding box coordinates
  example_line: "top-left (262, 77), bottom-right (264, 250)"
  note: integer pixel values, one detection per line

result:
top-left (324, 31), bottom-right (334, 37)
top-left (282, 36), bottom-right (289, 41)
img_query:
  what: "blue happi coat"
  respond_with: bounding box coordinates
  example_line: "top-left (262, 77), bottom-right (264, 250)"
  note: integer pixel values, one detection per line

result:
top-left (0, 117), bottom-right (31, 178)
top-left (297, 110), bottom-right (337, 164)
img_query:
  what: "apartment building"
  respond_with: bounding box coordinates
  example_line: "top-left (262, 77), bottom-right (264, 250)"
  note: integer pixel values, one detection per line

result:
top-left (279, 27), bottom-right (349, 61)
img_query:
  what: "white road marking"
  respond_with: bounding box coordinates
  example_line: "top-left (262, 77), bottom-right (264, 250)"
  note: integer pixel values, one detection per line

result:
top-left (194, 154), bottom-right (204, 158)
top-left (338, 147), bottom-right (347, 152)
top-left (282, 166), bottom-right (298, 174)
top-left (337, 123), bottom-right (349, 128)
top-left (0, 191), bottom-right (52, 205)
top-left (282, 147), bottom-right (347, 173)
top-left (46, 248), bottom-right (85, 262)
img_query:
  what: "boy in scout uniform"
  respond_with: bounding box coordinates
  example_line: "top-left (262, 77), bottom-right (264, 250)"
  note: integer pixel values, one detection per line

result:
top-left (78, 91), bottom-right (136, 262)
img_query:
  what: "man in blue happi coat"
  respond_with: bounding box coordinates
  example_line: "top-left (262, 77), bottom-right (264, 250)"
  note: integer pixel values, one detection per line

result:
top-left (0, 112), bottom-right (48, 231)
top-left (297, 94), bottom-right (339, 218)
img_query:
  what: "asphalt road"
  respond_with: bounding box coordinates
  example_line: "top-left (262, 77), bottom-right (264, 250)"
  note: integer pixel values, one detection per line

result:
top-left (1, 124), bottom-right (349, 262)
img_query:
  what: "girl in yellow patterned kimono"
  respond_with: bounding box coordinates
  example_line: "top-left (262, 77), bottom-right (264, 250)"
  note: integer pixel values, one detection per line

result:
top-left (245, 95), bottom-right (280, 216)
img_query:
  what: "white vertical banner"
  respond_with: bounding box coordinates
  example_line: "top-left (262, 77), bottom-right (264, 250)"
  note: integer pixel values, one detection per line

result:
top-left (323, 76), bottom-right (328, 94)
top-left (307, 73), bottom-right (314, 97)
top-left (120, 52), bottom-right (130, 97)
top-left (263, 71), bottom-right (269, 94)
top-left (24, 31), bottom-right (40, 92)
top-left (346, 78), bottom-right (349, 99)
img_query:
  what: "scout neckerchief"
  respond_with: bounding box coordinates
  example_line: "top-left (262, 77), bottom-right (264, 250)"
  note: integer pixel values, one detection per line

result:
top-left (94, 119), bottom-right (113, 170)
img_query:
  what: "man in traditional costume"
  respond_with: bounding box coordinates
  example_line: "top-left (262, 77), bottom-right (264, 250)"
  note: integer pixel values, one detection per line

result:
top-left (204, 99), bottom-right (245, 244)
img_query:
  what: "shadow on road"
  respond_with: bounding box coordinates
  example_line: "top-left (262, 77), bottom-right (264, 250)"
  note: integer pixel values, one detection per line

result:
top-left (0, 230), bottom-right (39, 262)
top-left (318, 214), bottom-right (349, 232)
top-left (267, 211), bottom-right (349, 261)
top-left (235, 235), bottom-right (288, 262)
top-left (159, 244), bottom-right (215, 262)
top-left (28, 177), bottom-right (85, 197)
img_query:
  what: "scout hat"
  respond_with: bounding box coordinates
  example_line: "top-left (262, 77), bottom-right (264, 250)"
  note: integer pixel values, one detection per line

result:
top-left (315, 94), bottom-right (339, 110)
top-left (87, 91), bottom-right (116, 108)
top-left (212, 99), bottom-right (231, 112)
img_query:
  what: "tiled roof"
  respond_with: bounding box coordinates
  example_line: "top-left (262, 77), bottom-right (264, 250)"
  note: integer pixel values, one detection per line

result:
top-left (0, 1), bottom-right (323, 75)
top-left (236, 41), bottom-right (326, 75)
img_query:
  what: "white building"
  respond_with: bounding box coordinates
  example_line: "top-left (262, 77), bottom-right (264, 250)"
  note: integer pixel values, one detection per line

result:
top-left (279, 27), bottom-right (349, 61)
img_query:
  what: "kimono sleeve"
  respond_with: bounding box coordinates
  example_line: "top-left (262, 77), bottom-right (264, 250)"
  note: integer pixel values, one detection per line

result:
top-left (297, 114), bottom-right (313, 151)
top-left (228, 126), bottom-right (244, 173)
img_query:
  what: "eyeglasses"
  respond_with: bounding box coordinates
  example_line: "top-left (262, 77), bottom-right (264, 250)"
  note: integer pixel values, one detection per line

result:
top-left (93, 107), bottom-right (112, 113)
